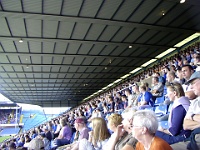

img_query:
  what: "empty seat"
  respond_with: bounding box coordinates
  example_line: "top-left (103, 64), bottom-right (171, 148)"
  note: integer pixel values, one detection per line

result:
top-left (154, 105), bottom-right (168, 117)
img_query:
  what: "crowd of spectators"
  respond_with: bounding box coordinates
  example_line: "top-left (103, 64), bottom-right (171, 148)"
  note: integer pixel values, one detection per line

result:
top-left (1, 41), bottom-right (200, 150)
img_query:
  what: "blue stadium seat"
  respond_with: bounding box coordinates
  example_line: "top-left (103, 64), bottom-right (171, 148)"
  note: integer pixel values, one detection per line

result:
top-left (159, 121), bottom-right (169, 129)
top-left (154, 96), bottom-right (165, 106)
top-left (145, 107), bottom-right (154, 111)
top-left (154, 105), bottom-right (168, 117)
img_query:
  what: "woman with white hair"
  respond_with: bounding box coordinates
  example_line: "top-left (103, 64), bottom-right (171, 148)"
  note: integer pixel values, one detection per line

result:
top-left (132, 110), bottom-right (172, 150)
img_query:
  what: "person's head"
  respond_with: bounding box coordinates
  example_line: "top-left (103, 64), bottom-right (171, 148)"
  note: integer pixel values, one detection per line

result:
top-left (125, 89), bottom-right (131, 96)
top-left (121, 95), bottom-right (127, 101)
top-left (132, 110), bottom-right (158, 142)
top-left (91, 117), bottom-right (110, 146)
top-left (107, 113), bottom-right (123, 132)
top-left (28, 138), bottom-right (44, 150)
top-left (132, 84), bottom-right (139, 93)
top-left (182, 65), bottom-right (194, 80)
top-left (9, 142), bottom-right (16, 150)
top-left (152, 77), bottom-right (159, 84)
top-left (139, 85), bottom-right (146, 93)
top-left (121, 108), bottom-right (136, 134)
top-left (166, 82), bottom-right (185, 101)
top-left (60, 118), bottom-right (67, 127)
top-left (193, 53), bottom-right (200, 65)
top-left (74, 117), bottom-right (86, 131)
top-left (166, 71), bottom-right (176, 83)
top-left (187, 71), bottom-right (200, 96)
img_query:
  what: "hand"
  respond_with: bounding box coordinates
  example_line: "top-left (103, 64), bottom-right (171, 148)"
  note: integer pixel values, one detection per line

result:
top-left (116, 124), bottom-right (125, 139)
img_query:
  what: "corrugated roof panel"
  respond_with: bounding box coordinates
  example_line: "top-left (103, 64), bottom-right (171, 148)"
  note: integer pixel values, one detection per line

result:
top-left (123, 28), bottom-right (147, 43)
top-left (23, 0), bottom-right (42, 13)
top-left (7, 18), bottom-right (26, 36)
top-left (43, 0), bottom-right (62, 15)
top-left (66, 43), bottom-right (81, 54)
top-left (85, 24), bottom-right (106, 41)
top-left (111, 27), bottom-right (133, 42)
top-left (0, 18), bottom-right (11, 36)
top-left (57, 22), bottom-right (75, 39)
top-left (26, 19), bottom-right (42, 37)
top-left (1, 41), bottom-right (17, 52)
top-left (61, 0), bottom-right (82, 16)
top-left (113, 0), bottom-right (141, 21)
top-left (43, 42), bottom-right (55, 53)
top-left (43, 20), bottom-right (58, 38)
top-left (128, 0), bottom-right (161, 23)
top-left (71, 22), bottom-right (91, 40)
top-left (143, 1), bottom-right (175, 24)
top-left (98, 25), bottom-right (121, 41)
top-left (77, 43), bottom-right (93, 55)
top-left (29, 41), bottom-right (42, 53)
top-left (15, 42), bottom-right (29, 53)
top-left (54, 43), bottom-right (68, 54)
top-left (1, 0), bottom-right (22, 11)
top-left (96, 0), bottom-right (123, 19)
top-left (79, 0), bottom-right (103, 17)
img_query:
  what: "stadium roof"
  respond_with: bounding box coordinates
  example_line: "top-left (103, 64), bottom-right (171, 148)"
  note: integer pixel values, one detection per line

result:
top-left (0, 0), bottom-right (200, 107)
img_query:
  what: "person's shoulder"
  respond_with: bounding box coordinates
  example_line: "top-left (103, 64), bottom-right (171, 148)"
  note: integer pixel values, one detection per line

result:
top-left (152, 136), bottom-right (172, 150)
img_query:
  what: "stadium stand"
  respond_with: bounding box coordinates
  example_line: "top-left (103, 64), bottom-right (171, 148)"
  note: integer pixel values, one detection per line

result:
top-left (1, 40), bottom-right (200, 149)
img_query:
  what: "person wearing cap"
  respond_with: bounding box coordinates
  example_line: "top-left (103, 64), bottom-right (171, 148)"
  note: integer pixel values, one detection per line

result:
top-left (64, 117), bottom-right (89, 150)
top-left (171, 71), bottom-right (200, 149)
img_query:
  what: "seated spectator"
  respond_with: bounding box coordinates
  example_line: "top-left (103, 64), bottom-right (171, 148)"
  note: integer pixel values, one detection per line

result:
top-left (17, 136), bottom-right (25, 148)
top-left (9, 142), bottom-right (16, 150)
top-left (40, 133), bottom-right (51, 150)
top-left (64, 117), bottom-right (90, 150)
top-left (54, 120), bottom-right (61, 138)
top-left (106, 108), bottom-right (137, 150)
top-left (79, 117), bottom-right (111, 150)
top-left (154, 72), bottom-right (166, 85)
top-left (156, 82), bottom-right (191, 144)
top-left (54, 118), bottom-right (72, 147)
top-left (131, 84), bottom-right (140, 107)
top-left (166, 71), bottom-right (179, 84)
top-left (181, 65), bottom-right (196, 100)
top-left (171, 71), bottom-right (200, 149)
top-left (138, 85), bottom-right (154, 110)
top-left (151, 77), bottom-right (164, 98)
top-left (103, 113), bottom-right (123, 149)
top-left (132, 110), bottom-right (172, 150)
top-left (125, 89), bottom-right (134, 107)
top-left (28, 137), bottom-right (44, 150)
top-left (193, 53), bottom-right (200, 71)
top-left (176, 66), bottom-right (185, 84)
top-left (121, 95), bottom-right (128, 109)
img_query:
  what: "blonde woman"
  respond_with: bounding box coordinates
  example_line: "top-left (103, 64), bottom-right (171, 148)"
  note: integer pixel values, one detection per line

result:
top-left (103, 114), bottom-right (123, 149)
top-left (156, 82), bottom-right (191, 144)
top-left (79, 117), bottom-right (111, 150)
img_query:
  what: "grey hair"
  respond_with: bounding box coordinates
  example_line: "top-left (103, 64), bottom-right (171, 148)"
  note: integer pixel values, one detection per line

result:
top-left (132, 110), bottom-right (158, 135)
